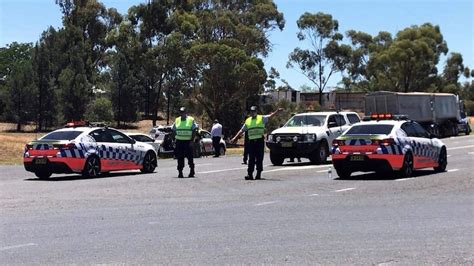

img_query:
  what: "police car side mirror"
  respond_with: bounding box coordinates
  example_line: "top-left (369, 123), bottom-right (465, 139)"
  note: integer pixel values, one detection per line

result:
top-left (130, 138), bottom-right (136, 144)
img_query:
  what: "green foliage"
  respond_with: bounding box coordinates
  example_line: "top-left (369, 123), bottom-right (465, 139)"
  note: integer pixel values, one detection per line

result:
top-left (262, 99), bottom-right (306, 133)
top-left (84, 97), bottom-right (114, 122)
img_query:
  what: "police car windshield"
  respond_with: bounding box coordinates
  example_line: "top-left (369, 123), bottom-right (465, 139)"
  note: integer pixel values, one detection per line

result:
top-left (345, 125), bottom-right (393, 135)
top-left (40, 131), bottom-right (83, 141)
top-left (284, 115), bottom-right (326, 127)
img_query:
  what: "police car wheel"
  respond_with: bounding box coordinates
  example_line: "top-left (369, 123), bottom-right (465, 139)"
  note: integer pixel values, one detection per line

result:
top-left (34, 171), bottom-right (52, 179)
top-left (83, 156), bottom-right (101, 178)
top-left (335, 168), bottom-right (351, 179)
top-left (270, 151), bottom-right (284, 166)
top-left (141, 151), bottom-right (157, 173)
top-left (434, 148), bottom-right (447, 172)
top-left (398, 152), bottom-right (414, 178)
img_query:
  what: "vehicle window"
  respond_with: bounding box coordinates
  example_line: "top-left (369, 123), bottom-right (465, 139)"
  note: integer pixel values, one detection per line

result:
top-left (202, 132), bottom-right (211, 138)
top-left (335, 115), bottom-right (346, 126)
top-left (347, 114), bottom-right (360, 124)
top-left (284, 115), bottom-right (326, 127)
top-left (327, 115), bottom-right (337, 127)
top-left (345, 124), bottom-right (394, 135)
top-left (401, 123), bottom-right (417, 137)
top-left (40, 131), bottom-right (83, 141)
top-left (109, 129), bottom-right (132, 144)
top-left (130, 135), bottom-right (152, 142)
top-left (90, 129), bottom-right (115, 143)
top-left (412, 122), bottom-right (430, 138)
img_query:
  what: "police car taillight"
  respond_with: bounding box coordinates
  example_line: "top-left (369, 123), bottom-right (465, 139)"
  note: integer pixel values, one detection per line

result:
top-left (332, 139), bottom-right (345, 147)
top-left (25, 144), bottom-right (33, 150)
top-left (372, 138), bottom-right (395, 146)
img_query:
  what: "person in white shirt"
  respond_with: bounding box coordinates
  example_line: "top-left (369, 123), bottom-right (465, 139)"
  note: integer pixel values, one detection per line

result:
top-left (211, 120), bottom-right (223, 157)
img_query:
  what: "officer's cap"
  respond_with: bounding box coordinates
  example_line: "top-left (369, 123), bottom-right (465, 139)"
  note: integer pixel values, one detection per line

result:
top-left (179, 107), bottom-right (186, 112)
top-left (250, 106), bottom-right (257, 111)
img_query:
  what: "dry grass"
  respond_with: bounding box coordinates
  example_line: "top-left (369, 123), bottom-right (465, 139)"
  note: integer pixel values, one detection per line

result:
top-left (0, 133), bottom-right (39, 165)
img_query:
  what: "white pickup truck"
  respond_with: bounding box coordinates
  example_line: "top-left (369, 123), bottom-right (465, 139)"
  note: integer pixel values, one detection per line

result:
top-left (266, 111), bottom-right (361, 165)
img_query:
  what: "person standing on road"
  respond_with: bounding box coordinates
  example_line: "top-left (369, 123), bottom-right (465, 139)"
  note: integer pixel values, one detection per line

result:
top-left (231, 106), bottom-right (283, 180)
top-left (211, 119), bottom-right (223, 157)
top-left (172, 107), bottom-right (198, 178)
top-left (242, 131), bottom-right (249, 164)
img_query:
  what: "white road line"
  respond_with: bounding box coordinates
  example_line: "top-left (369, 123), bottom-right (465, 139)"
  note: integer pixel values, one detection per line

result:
top-left (447, 169), bottom-right (459, 172)
top-left (265, 165), bottom-right (329, 173)
top-left (0, 243), bottom-right (37, 251)
top-left (395, 178), bottom-right (414, 182)
top-left (468, 152), bottom-right (474, 155)
top-left (447, 145), bottom-right (474, 151)
top-left (334, 188), bottom-right (356, 193)
top-left (447, 155), bottom-right (452, 157)
top-left (197, 164), bottom-right (273, 174)
top-left (317, 169), bottom-right (330, 173)
top-left (255, 201), bottom-right (279, 206)
top-left (308, 193), bottom-right (319, 196)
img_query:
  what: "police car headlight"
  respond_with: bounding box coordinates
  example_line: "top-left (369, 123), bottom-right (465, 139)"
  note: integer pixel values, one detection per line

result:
top-left (267, 134), bottom-right (273, 142)
top-left (276, 136), bottom-right (281, 142)
top-left (304, 134), bottom-right (316, 142)
top-left (293, 136), bottom-right (299, 142)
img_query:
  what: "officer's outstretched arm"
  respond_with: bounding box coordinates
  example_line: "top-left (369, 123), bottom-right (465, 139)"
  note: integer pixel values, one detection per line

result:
top-left (267, 108), bottom-right (284, 119)
top-left (230, 129), bottom-right (243, 144)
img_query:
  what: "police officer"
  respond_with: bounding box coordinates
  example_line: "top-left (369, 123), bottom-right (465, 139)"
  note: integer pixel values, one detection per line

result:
top-left (172, 107), bottom-right (198, 178)
top-left (231, 106), bottom-right (283, 180)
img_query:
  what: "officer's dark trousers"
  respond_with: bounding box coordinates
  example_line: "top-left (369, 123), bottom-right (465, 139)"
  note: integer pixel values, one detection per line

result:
top-left (175, 140), bottom-right (194, 171)
top-left (243, 137), bottom-right (249, 163)
top-left (212, 136), bottom-right (221, 156)
top-left (247, 138), bottom-right (264, 176)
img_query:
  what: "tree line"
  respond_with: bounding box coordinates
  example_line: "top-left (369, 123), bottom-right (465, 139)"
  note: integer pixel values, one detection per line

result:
top-left (0, 0), bottom-right (472, 136)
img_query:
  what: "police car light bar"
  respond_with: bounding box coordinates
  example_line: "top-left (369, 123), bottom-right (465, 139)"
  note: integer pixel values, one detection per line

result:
top-left (65, 121), bottom-right (88, 127)
top-left (363, 113), bottom-right (409, 121)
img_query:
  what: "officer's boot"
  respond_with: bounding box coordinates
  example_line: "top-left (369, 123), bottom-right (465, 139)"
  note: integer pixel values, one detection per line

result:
top-left (178, 170), bottom-right (184, 178)
top-left (255, 171), bottom-right (262, 180)
top-left (244, 171), bottom-right (253, 180)
top-left (188, 167), bottom-right (195, 178)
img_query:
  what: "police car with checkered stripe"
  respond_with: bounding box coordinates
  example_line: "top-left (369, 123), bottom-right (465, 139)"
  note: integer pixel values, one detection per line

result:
top-left (331, 114), bottom-right (447, 179)
top-left (23, 121), bottom-right (157, 179)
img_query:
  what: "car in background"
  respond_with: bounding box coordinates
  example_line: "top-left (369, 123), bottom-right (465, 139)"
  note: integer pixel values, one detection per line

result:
top-left (331, 113), bottom-right (447, 179)
top-left (126, 133), bottom-right (161, 154)
top-left (24, 122), bottom-right (157, 179)
top-left (149, 126), bottom-right (226, 157)
top-left (266, 111), bottom-right (361, 165)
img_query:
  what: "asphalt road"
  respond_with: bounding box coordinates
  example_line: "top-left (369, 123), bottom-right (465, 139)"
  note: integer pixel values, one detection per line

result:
top-left (1, 135), bottom-right (473, 264)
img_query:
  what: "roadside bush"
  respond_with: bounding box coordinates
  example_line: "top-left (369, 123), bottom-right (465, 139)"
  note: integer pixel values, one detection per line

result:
top-left (84, 97), bottom-right (114, 123)
top-left (465, 100), bottom-right (474, 116)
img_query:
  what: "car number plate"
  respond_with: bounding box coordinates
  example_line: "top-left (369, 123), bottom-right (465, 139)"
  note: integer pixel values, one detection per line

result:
top-left (350, 155), bottom-right (365, 161)
top-left (35, 157), bottom-right (48, 165)
top-left (281, 142), bottom-right (293, 148)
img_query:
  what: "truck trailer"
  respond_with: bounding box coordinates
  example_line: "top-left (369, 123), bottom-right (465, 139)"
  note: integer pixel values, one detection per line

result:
top-left (365, 91), bottom-right (467, 137)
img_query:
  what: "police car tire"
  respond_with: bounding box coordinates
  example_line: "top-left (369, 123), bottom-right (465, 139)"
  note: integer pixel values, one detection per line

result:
top-left (335, 168), bottom-right (351, 179)
top-left (434, 148), bottom-right (447, 173)
top-left (82, 156), bottom-right (101, 178)
top-left (398, 152), bottom-right (414, 178)
top-left (141, 151), bottom-right (157, 173)
top-left (270, 151), bottom-right (284, 166)
top-left (35, 171), bottom-right (52, 179)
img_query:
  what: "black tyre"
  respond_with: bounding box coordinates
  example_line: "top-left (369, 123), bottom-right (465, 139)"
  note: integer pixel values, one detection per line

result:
top-left (219, 145), bottom-right (226, 156)
top-left (398, 152), bottom-right (414, 178)
top-left (434, 147), bottom-right (447, 172)
top-left (141, 151), bottom-right (157, 173)
top-left (335, 168), bottom-right (351, 179)
top-left (270, 151), bottom-right (284, 166)
top-left (310, 141), bottom-right (328, 165)
top-left (34, 171), bottom-right (52, 180)
top-left (82, 156), bottom-right (101, 178)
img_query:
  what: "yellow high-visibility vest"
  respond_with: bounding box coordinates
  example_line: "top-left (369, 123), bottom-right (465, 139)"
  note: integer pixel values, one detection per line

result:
top-left (175, 116), bottom-right (194, 140)
top-left (245, 115), bottom-right (265, 140)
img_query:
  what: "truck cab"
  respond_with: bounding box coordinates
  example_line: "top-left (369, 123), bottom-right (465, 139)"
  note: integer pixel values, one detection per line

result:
top-left (266, 111), bottom-right (361, 165)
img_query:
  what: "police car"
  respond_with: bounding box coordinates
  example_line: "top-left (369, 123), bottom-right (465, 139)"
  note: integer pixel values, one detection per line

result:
top-left (331, 114), bottom-right (447, 178)
top-left (23, 121), bottom-right (158, 179)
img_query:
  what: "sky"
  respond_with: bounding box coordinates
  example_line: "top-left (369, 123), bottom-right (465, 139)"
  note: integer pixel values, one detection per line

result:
top-left (1, 0), bottom-right (473, 90)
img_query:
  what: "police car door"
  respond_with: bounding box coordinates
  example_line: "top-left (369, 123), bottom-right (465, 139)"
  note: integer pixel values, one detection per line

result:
top-left (411, 122), bottom-right (437, 167)
top-left (89, 129), bottom-right (117, 171)
top-left (401, 122), bottom-right (432, 168)
top-left (107, 129), bottom-right (138, 170)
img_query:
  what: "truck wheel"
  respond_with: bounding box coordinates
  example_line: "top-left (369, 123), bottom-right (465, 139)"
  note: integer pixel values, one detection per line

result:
top-left (434, 148), bottom-right (447, 172)
top-left (270, 151), bottom-right (284, 166)
top-left (310, 141), bottom-right (328, 165)
top-left (397, 152), bottom-right (414, 178)
top-left (336, 168), bottom-right (351, 179)
top-left (35, 171), bottom-right (52, 180)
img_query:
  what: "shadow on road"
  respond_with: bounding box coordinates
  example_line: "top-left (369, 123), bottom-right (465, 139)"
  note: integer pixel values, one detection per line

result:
top-left (334, 169), bottom-right (441, 181)
top-left (24, 171), bottom-right (144, 182)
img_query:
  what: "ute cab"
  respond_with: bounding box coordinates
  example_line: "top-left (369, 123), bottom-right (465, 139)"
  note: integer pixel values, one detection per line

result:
top-left (331, 114), bottom-right (447, 179)
top-left (24, 121), bottom-right (158, 179)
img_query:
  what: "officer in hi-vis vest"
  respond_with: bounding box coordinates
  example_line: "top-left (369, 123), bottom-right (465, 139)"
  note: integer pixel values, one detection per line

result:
top-left (172, 107), bottom-right (198, 178)
top-left (231, 106), bottom-right (283, 180)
